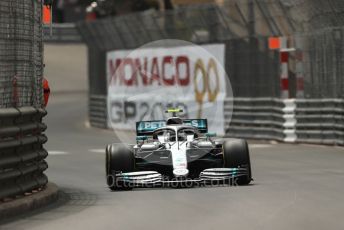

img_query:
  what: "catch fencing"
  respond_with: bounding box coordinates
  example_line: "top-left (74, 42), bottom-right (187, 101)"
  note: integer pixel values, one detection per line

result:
top-left (80, 1), bottom-right (344, 146)
top-left (0, 0), bottom-right (48, 200)
top-left (299, 28), bottom-right (344, 98)
top-left (78, 3), bottom-right (281, 98)
top-left (0, 0), bottom-right (43, 108)
top-left (79, 2), bottom-right (344, 99)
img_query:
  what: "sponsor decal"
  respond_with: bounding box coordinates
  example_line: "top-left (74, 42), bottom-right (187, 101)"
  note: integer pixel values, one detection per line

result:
top-left (136, 119), bottom-right (208, 135)
top-left (173, 168), bottom-right (189, 176)
top-left (107, 43), bottom-right (227, 135)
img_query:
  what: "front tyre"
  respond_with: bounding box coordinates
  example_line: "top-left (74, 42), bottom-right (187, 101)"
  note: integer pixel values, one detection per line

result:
top-left (223, 139), bottom-right (252, 185)
top-left (106, 144), bottom-right (135, 191)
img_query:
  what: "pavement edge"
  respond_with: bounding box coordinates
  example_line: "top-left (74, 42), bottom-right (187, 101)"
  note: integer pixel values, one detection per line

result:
top-left (0, 183), bottom-right (59, 220)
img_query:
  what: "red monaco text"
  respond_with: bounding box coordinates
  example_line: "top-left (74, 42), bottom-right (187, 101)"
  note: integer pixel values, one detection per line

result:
top-left (109, 56), bottom-right (190, 86)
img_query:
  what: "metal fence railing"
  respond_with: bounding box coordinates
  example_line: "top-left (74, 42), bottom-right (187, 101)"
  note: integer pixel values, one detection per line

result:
top-left (0, 0), bottom-right (43, 108)
top-left (81, 1), bottom-right (344, 146)
top-left (280, 0), bottom-right (344, 32)
top-left (79, 2), bottom-right (344, 99)
top-left (0, 0), bottom-right (48, 199)
top-left (43, 23), bottom-right (82, 43)
top-left (78, 4), bottom-right (281, 98)
top-left (300, 28), bottom-right (344, 98)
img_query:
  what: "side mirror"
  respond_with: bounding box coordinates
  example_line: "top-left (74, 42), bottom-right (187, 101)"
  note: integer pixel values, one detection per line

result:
top-left (206, 132), bottom-right (216, 138)
top-left (187, 135), bottom-right (194, 142)
top-left (136, 136), bottom-right (148, 141)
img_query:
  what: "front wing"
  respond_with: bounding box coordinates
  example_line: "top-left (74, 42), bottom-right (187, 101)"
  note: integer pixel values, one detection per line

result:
top-left (110, 168), bottom-right (249, 187)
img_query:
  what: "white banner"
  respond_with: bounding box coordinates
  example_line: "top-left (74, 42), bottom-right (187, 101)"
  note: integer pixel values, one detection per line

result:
top-left (106, 44), bottom-right (227, 135)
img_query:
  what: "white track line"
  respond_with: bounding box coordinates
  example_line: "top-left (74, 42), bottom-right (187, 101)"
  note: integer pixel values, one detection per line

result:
top-left (89, 149), bottom-right (104, 153)
top-left (49, 151), bottom-right (69, 155)
top-left (249, 144), bottom-right (272, 148)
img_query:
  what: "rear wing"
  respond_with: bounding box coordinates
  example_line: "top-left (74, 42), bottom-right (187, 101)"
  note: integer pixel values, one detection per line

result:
top-left (183, 119), bottom-right (208, 134)
top-left (136, 119), bottom-right (208, 136)
top-left (136, 120), bottom-right (165, 136)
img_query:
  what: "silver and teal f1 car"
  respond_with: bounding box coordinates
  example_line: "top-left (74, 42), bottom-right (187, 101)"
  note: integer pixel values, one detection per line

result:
top-left (105, 109), bottom-right (252, 190)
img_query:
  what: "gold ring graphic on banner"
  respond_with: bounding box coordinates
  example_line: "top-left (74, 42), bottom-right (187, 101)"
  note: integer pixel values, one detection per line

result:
top-left (194, 58), bottom-right (220, 118)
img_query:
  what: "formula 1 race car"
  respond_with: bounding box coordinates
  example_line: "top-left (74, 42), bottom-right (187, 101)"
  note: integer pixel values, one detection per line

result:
top-left (105, 109), bottom-right (252, 190)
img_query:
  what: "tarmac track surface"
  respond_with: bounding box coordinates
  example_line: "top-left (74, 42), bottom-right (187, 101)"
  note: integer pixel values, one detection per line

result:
top-left (1, 93), bottom-right (344, 230)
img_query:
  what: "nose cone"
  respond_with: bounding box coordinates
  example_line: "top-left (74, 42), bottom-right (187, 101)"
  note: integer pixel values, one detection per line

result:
top-left (173, 168), bottom-right (189, 177)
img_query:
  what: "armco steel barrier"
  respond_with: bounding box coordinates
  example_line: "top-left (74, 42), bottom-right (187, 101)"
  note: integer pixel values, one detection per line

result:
top-left (294, 99), bottom-right (344, 146)
top-left (43, 23), bottom-right (82, 43)
top-left (89, 95), bottom-right (107, 129)
top-left (89, 96), bottom-right (343, 146)
top-left (225, 98), bottom-right (288, 142)
top-left (0, 107), bottom-right (48, 200)
top-left (225, 98), bottom-right (344, 146)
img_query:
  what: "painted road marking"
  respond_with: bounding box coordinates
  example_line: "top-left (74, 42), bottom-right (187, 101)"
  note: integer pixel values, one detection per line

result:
top-left (89, 149), bottom-right (104, 153)
top-left (49, 151), bottom-right (69, 155)
top-left (249, 144), bottom-right (272, 148)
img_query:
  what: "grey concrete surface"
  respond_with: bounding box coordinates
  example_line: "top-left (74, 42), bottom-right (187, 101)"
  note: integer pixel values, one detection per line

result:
top-left (1, 93), bottom-right (344, 230)
top-left (0, 183), bottom-right (59, 221)
top-left (44, 44), bottom-right (88, 93)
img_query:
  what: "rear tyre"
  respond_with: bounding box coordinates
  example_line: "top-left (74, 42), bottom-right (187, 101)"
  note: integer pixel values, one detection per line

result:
top-left (106, 144), bottom-right (135, 191)
top-left (223, 139), bottom-right (252, 185)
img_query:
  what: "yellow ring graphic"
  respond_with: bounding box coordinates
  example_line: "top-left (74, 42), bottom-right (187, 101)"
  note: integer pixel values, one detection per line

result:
top-left (207, 58), bottom-right (220, 102)
top-left (194, 59), bottom-right (207, 105)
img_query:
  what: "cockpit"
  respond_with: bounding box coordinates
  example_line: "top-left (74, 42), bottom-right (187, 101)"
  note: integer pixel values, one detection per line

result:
top-left (152, 127), bottom-right (199, 143)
